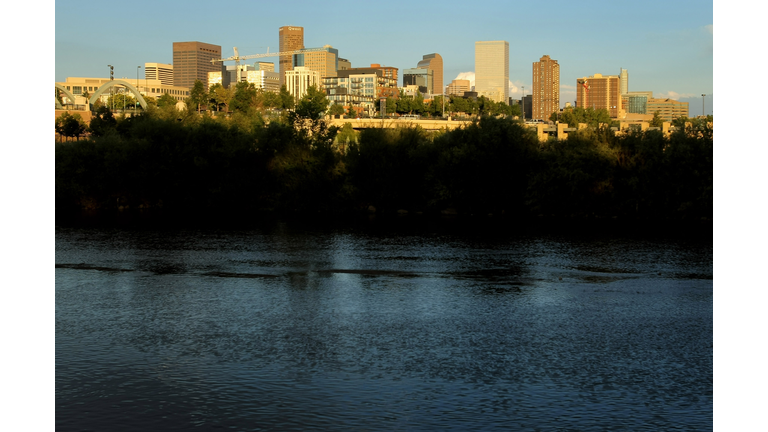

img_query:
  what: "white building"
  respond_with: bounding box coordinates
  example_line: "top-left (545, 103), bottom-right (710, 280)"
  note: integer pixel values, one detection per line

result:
top-left (474, 41), bottom-right (509, 104)
top-left (144, 63), bottom-right (174, 86)
top-left (284, 66), bottom-right (320, 100)
top-left (246, 70), bottom-right (280, 93)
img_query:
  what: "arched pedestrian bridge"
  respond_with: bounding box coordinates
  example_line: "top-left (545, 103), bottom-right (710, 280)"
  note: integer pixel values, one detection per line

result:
top-left (56, 80), bottom-right (148, 110)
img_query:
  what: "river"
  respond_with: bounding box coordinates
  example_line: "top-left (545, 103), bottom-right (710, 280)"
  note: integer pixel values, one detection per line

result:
top-left (56, 216), bottom-right (712, 430)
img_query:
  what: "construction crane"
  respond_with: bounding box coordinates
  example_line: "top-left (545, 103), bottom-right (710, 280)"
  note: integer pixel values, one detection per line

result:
top-left (211, 46), bottom-right (327, 70)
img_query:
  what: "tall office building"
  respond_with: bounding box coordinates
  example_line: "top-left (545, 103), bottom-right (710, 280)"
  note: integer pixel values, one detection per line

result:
top-left (417, 53), bottom-right (443, 95)
top-left (172, 41), bottom-right (222, 91)
top-left (402, 68), bottom-right (433, 94)
top-left (145, 63), bottom-right (174, 86)
top-left (293, 45), bottom-right (338, 79)
top-left (620, 68), bottom-right (628, 95)
top-left (532, 55), bottom-right (560, 121)
top-left (475, 41), bottom-right (509, 104)
top-left (279, 26), bottom-right (304, 85)
top-left (576, 73), bottom-right (622, 118)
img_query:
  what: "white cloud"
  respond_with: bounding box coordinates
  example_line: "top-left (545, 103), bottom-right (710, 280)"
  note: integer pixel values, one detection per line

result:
top-left (656, 91), bottom-right (698, 100)
top-left (455, 72), bottom-right (475, 89)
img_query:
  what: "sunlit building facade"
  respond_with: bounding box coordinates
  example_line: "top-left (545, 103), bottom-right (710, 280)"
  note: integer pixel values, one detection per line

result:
top-left (532, 55), bottom-right (560, 120)
top-left (279, 26), bottom-right (304, 85)
top-left (576, 73), bottom-right (622, 118)
top-left (144, 63), bottom-right (174, 86)
top-left (172, 41), bottom-right (222, 92)
top-left (416, 53), bottom-right (443, 95)
top-left (293, 45), bottom-right (338, 80)
top-left (475, 41), bottom-right (509, 103)
top-left (285, 66), bottom-right (320, 100)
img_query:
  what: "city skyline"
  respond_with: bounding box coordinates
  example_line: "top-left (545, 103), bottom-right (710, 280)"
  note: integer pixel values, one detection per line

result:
top-left (55, 0), bottom-right (713, 113)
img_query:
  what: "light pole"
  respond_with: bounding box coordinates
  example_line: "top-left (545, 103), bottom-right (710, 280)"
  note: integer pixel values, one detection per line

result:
top-left (137, 66), bottom-right (141, 112)
top-left (701, 94), bottom-right (706, 117)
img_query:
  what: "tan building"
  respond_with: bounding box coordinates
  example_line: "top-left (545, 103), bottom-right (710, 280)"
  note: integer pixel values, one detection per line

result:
top-left (576, 73), bottom-right (622, 118)
top-left (417, 53), bottom-right (443, 95)
top-left (446, 79), bottom-right (470, 96)
top-left (285, 66), bottom-right (320, 101)
top-left (475, 41), bottom-right (509, 103)
top-left (253, 62), bottom-right (275, 72)
top-left (338, 58), bottom-right (351, 71)
top-left (532, 55), bottom-right (560, 120)
top-left (370, 64), bottom-right (398, 82)
top-left (294, 45), bottom-right (338, 80)
top-left (172, 41), bottom-right (222, 92)
top-left (145, 63), bottom-right (173, 86)
top-left (279, 26), bottom-right (304, 85)
top-left (647, 98), bottom-right (689, 121)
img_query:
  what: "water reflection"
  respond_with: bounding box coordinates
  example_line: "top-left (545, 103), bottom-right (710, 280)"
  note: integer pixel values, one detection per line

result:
top-left (56, 220), bottom-right (712, 431)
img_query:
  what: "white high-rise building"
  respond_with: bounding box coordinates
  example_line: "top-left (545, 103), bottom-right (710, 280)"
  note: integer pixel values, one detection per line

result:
top-left (145, 63), bottom-right (174, 86)
top-left (474, 41), bottom-right (509, 104)
top-left (284, 66), bottom-right (320, 100)
top-left (619, 68), bottom-right (628, 95)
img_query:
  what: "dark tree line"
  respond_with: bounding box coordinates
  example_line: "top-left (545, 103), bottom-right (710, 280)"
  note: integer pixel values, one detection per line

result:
top-left (56, 87), bottom-right (712, 220)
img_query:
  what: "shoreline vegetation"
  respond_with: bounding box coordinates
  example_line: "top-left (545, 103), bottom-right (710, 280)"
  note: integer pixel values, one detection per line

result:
top-left (56, 86), bottom-right (712, 223)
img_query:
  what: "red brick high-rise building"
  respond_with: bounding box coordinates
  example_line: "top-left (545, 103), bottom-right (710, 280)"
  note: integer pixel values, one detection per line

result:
top-left (279, 26), bottom-right (304, 86)
top-left (532, 55), bottom-right (560, 121)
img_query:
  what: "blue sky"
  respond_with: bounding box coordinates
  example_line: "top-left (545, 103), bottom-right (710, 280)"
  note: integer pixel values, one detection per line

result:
top-left (55, 0), bottom-right (713, 113)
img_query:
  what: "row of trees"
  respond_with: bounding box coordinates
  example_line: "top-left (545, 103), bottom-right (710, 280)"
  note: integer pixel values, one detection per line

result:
top-left (175, 79), bottom-right (524, 119)
top-left (56, 83), bottom-right (712, 220)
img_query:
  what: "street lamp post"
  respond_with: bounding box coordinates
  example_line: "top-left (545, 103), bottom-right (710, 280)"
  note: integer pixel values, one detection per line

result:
top-left (137, 66), bottom-right (141, 112)
top-left (701, 94), bottom-right (706, 117)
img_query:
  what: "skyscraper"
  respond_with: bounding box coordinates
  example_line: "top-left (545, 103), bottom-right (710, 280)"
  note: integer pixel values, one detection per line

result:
top-left (620, 68), bottom-right (628, 95)
top-left (279, 26), bottom-right (304, 86)
top-left (293, 45), bottom-right (338, 79)
top-left (172, 41), bottom-right (222, 91)
top-left (576, 73), bottom-right (622, 118)
top-left (417, 53), bottom-right (443, 95)
top-left (475, 41), bottom-right (509, 104)
top-left (532, 55), bottom-right (560, 121)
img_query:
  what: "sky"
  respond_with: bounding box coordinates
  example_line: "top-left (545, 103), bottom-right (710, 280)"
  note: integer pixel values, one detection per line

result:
top-left (56, 0), bottom-right (713, 114)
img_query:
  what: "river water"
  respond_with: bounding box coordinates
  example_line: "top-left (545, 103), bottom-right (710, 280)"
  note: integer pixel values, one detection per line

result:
top-left (55, 217), bottom-right (712, 431)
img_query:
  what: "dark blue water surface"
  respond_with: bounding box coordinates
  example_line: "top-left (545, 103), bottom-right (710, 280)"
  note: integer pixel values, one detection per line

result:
top-left (56, 218), bottom-right (712, 431)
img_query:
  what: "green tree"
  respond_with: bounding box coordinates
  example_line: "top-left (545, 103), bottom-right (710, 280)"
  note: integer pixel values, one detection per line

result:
top-left (55, 112), bottom-right (88, 141)
top-left (187, 79), bottom-right (206, 112)
top-left (279, 85), bottom-right (294, 110)
top-left (328, 103), bottom-right (345, 117)
top-left (157, 93), bottom-right (177, 108)
top-left (650, 111), bottom-right (664, 128)
top-left (262, 90), bottom-right (281, 110)
top-left (140, 93), bottom-right (157, 108)
top-left (549, 111), bottom-right (559, 123)
top-left (107, 92), bottom-right (136, 111)
top-left (347, 104), bottom-right (357, 118)
top-left (293, 85), bottom-right (329, 120)
top-left (89, 105), bottom-right (117, 137)
top-left (211, 83), bottom-right (235, 113)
